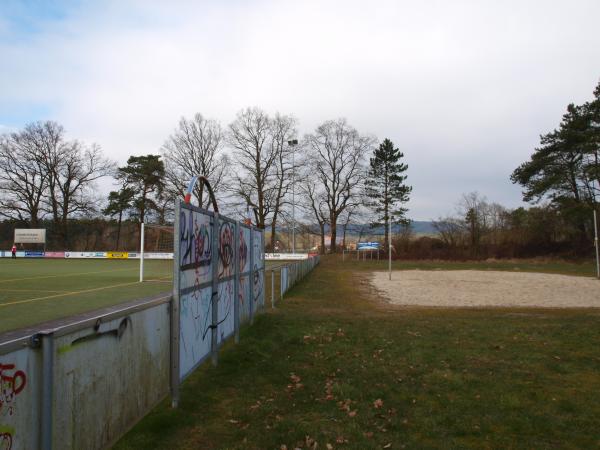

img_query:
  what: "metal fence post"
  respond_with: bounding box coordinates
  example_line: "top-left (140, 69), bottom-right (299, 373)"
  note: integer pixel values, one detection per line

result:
top-left (271, 269), bottom-right (275, 308)
top-left (249, 228), bottom-right (254, 325)
top-left (234, 221), bottom-right (240, 343)
top-left (171, 200), bottom-right (181, 407)
top-left (594, 209), bottom-right (600, 280)
top-left (211, 212), bottom-right (220, 366)
top-left (41, 333), bottom-right (54, 450)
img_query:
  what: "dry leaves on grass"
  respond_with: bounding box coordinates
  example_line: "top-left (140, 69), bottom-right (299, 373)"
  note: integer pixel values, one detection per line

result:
top-left (373, 398), bottom-right (384, 409)
top-left (287, 373), bottom-right (304, 391)
top-left (323, 378), bottom-right (336, 401)
top-left (249, 400), bottom-right (261, 411)
top-left (336, 436), bottom-right (348, 444)
top-left (337, 399), bottom-right (352, 412)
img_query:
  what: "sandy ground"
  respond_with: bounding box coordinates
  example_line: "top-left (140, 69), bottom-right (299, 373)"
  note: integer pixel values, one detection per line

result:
top-left (371, 270), bottom-right (600, 308)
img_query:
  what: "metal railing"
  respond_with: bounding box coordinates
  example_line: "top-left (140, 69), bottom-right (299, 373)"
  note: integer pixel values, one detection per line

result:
top-left (266, 256), bottom-right (320, 308)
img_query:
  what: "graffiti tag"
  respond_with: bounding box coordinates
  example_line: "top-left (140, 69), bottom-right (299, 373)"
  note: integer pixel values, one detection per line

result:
top-left (0, 364), bottom-right (26, 417)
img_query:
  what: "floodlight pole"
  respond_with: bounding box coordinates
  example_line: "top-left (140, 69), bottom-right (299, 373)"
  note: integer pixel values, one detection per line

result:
top-left (388, 219), bottom-right (392, 280)
top-left (288, 139), bottom-right (298, 254)
top-left (594, 209), bottom-right (599, 280)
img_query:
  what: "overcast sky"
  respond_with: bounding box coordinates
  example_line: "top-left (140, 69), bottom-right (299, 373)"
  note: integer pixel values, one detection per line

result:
top-left (1, 0), bottom-right (599, 220)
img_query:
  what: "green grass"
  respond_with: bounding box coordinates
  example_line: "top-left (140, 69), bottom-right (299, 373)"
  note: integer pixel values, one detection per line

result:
top-left (0, 259), bottom-right (282, 335)
top-left (0, 258), bottom-right (172, 334)
top-left (114, 255), bottom-right (600, 449)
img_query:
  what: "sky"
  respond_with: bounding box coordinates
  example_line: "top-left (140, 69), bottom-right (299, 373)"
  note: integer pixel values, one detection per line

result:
top-left (1, 0), bottom-right (599, 221)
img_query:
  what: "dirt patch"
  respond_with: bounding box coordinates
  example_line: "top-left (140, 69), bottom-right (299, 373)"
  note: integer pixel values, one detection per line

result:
top-left (371, 270), bottom-right (600, 308)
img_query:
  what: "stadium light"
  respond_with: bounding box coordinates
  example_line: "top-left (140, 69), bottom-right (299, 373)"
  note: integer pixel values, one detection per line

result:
top-left (288, 139), bottom-right (298, 254)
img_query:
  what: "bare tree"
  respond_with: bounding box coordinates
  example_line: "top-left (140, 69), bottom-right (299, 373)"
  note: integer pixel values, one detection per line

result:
top-left (53, 145), bottom-right (113, 245)
top-left (228, 107), bottom-right (275, 228)
top-left (162, 113), bottom-right (229, 208)
top-left (24, 122), bottom-right (115, 246)
top-left (228, 108), bottom-right (297, 241)
top-left (0, 121), bottom-right (113, 244)
top-left (267, 113), bottom-right (297, 250)
top-left (432, 216), bottom-right (465, 248)
top-left (300, 175), bottom-right (329, 254)
top-left (0, 130), bottom-right (48, 225)
top-left (305, 118), bottom-right (374, 252)
top-left (339, 201), bottom-right (363, 250)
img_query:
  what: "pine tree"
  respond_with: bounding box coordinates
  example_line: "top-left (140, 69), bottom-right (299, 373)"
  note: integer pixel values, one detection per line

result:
top-left (365, 138), bottom-right (412, 249)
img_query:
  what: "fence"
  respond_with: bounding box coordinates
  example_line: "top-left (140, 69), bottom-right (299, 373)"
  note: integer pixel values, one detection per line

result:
top-left (0, 201), bottom-right (321, 450)
top-left (266, 256), bottom-right (321, 307)
top-left (0, 293), bottom-right (172, 450)
top-left (171, 201), bottom-right (266, 404)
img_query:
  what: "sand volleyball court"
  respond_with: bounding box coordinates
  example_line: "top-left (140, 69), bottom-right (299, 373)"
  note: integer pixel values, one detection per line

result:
top-left (371, 270), bottom-right (600, 308)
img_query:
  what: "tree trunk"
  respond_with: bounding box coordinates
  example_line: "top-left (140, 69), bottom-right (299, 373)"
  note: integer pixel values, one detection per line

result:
top-left (320, 223), bottom-right (325, 254)
top-left (270, 220), bottom-right (277, 252)
top-left (330, 216), bottom-right (338, 252)
top-left (116, 211), bottom-right (122, 250)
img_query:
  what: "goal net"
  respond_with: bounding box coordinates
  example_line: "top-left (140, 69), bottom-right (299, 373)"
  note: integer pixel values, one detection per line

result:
top-left (139, 223), bottom-right (174, 282)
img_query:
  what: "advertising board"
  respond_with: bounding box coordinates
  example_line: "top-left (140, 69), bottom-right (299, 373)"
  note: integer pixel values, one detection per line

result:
top-left (14, 228), bottom-right (46, 244)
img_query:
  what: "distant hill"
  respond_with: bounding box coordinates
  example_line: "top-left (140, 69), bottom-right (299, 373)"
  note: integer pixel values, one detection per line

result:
top-left (289, 221), bottom-right (437, 238)
top-left (342, 221), bottom-right (436, 237)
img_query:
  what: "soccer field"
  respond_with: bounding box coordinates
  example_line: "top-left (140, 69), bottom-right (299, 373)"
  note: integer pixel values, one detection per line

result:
top-left (0, 258), bottom-right (173, 334)
top-left (0, 258), bottom-right (283, 335)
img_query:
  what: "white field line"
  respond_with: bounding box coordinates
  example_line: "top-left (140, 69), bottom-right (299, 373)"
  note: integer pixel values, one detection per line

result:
top-left (0, 267), bottom-right (135, 284)
top-left (0, 288), bottom-right (71, 293)
top-left (0, 280), bottom-right (141, 307)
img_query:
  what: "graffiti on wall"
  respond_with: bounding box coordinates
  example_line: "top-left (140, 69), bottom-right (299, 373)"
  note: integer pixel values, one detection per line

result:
top-left (0, 428), bottom-right (13, 450)
top-left (217, 280), bottom-right (234, 342)
top-left (218, 222), bottom-right (234, 279)
top-left (253, 269), bottom-right (264, 306)
top-left (179, 208), bottom-right (212, 280)
top-left (252, 229), bottom-right (263, 270)
top-left (179, 287), bottom-right (212, 378)
top-left (0, 363), bottom-right (26, 417)
top-left (239, 275), bottom-right (250, 322)
top-left (178, 204), bottom-right (266, 380)
top-left (239, 227), bottom-right (249, 273)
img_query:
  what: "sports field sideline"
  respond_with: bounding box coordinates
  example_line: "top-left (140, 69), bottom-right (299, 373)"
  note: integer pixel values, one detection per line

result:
top-left (0, 258), bottom-right (281, 335)
top-left (0, 258), bottom-right (172, 334)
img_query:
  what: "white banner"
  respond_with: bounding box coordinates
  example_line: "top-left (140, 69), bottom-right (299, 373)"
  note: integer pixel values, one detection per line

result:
top-left (64, 251), bottom-right (107, 259)
top-left (128, 252), bottom-right (173, 259)
top-left (14, 228), bottom-right (46, 244)
top-left (265, 253), bottom-right (309, 260)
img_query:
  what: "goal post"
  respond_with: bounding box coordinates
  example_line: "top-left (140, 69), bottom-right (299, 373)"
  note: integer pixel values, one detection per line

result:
top-left (140, 223), bottom-right (145, 282)
top-left (139, 222), bottom-right (175, 282)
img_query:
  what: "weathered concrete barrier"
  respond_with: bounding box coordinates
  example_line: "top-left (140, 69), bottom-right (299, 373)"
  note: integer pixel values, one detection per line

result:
top-left (0, 294), bottom-right (171, 450)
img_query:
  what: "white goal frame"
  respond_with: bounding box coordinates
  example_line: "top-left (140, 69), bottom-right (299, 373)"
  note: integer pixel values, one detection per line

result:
top-left (138, 222), bottom-right (175, 282)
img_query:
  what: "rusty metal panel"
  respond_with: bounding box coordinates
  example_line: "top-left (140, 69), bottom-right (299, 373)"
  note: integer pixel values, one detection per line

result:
top-left (0, 346), bottom-right (41, 450)
top-left (52, 303), bottom-right (170, 450)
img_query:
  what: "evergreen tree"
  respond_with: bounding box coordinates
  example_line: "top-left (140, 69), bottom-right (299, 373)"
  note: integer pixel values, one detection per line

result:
top-left (103, 186), bottom-right (135, 249)
top-left (365, 138), bottom-right (412, 249)
top-left (511, 80), bottom-right (600, 243)
top-left (117, 155), bottom-right (165, 226)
